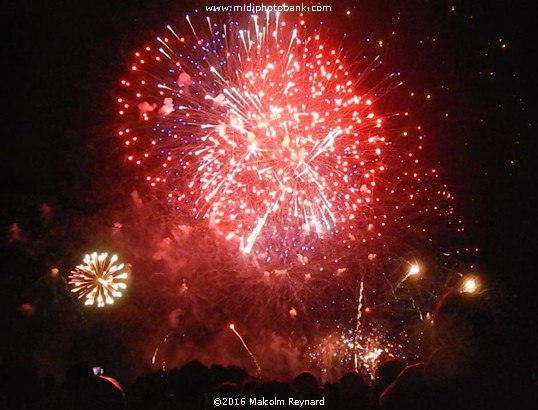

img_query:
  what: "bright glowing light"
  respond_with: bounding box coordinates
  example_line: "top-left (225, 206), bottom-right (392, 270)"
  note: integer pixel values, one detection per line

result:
top-left (408, 263), bottom-right (420, 276)
top-left (460, 275), bottom-right (480, 293)
top-left (68, 252), bottom-right (128, 308)
top-left (396, 261), bottom-right (422, 288)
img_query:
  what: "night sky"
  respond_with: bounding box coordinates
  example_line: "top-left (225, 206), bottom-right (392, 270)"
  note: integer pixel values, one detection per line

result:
top-left (2, 0), bottom-right (537, 379)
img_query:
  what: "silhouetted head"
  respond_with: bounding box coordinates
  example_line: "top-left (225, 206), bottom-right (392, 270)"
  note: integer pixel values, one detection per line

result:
top-left (380, 363), bottom-right (428, 410)
top-left (208, 381), bottom-right (240, 403)
top-left (377, 358), bottom-right (406, 385)
top-left (174, 360), bottom-right (211, 404)
top-left (211, 364), bottom-right (249, 386)
top-left (63, 362), bottom-right (94, 395)
top-left (292, 371), bottom-right (319, 399)
top-left (432, 291), bottom-right (494, 345)
top-left (339, 371), bottom-right (371, 406)
top-left (340, 371), bottom-right (369, 392)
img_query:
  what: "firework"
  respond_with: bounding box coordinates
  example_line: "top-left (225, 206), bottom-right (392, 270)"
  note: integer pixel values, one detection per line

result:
top-left (69, 252), bottom-right (128, 308)
top-left (395, 261), bottom-right (422, 289)
top-left (353, 277), bottom-right (365, 371)
top-left (309, 326), bottom-right (402, 381)
top-left (117, 12), bottom-right (432, 266)
top-left (459, 274), bottom-right (481, 293)
top-left (229, 323), bottom-right (262, 376)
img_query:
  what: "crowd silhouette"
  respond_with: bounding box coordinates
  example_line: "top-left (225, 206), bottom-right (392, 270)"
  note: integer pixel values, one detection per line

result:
top-left (1, 291), bottom-right (537, 409)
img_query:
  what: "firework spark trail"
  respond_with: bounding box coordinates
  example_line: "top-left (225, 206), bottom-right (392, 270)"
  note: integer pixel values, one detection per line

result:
top-left (354, 277), bottom-right (365, 371)
top-left (395, 262), bottom-right (421, 289)
top-left (152, 333), bottom-right (171, 371)
top-left (229, 324), bottom-right (262, 376)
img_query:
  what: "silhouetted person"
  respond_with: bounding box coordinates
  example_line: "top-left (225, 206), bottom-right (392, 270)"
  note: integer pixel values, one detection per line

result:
top-left (40, 363), bottom-right (125, 410)
top-left (62, 363), bottom-right (95, 409)
top-left (86, 376), bottom-right (125, 410)
top-left (173, 360), bottom-right (211, 410)
top-left (123, 371), bottom-right (169, 410)
top-left (206, 382), bottom-right (240, 409)
top-left (425, 290), bottom-right (534, 409)
top-left (379, 363), bottom-right (429, 410)
top-left (321, 381), bottom-right (340, 410)
top-left (292, 371), bottom-right (321, 401)
top-left (381, 291), bottom-right (536, 410)
top-left (338, 371), bottom-right (371, 410)
top-left (210, 364), bottom-right (248, 387)
top-left (370, 358), bottom-right (406, 410)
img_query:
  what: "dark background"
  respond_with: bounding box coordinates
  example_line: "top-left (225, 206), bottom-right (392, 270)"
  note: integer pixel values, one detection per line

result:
top-left (1, 0), bottom-right (536, 375)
